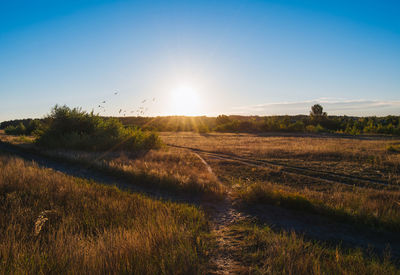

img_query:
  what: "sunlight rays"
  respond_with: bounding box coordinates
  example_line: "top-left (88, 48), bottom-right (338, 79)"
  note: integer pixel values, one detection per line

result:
top-left (169, 85), bottom-right (202, 116)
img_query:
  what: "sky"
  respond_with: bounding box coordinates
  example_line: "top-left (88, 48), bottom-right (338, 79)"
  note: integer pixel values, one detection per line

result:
top-left (0, 0), bottom-right (399, 121)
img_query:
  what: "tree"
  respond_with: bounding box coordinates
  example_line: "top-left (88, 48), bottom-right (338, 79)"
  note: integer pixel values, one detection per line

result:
top-left (216, 115), bottom-right (231, 125)
top-left (310, 104), bottom-right (327, 126)
top-left (310, 104), bottom-right (327, 117)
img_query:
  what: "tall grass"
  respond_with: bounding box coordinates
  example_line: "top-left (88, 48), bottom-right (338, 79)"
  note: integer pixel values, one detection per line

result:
top-left (232, 222), bottom-right (398, 274)
top-left (238, 181), bottom-right (400, 232)
top-left (0, 154), bottom-right (211, 274)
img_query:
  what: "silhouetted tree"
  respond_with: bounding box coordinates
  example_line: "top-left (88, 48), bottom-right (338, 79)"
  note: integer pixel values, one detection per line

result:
top-left (310, 104), bottom-right (327, 117)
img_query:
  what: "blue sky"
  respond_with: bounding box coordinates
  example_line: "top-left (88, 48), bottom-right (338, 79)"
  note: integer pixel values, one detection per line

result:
top-left (0, 0), bottom-right (399, 120)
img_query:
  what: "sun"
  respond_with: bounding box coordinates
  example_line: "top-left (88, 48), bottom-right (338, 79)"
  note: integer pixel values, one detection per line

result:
top-left (170, 85), bottom-right (202, 116)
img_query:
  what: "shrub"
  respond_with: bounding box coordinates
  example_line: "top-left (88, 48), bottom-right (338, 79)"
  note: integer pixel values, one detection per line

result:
top-left (36, 105), bottom-right (161, 151)
top-left (4, 122), bottom-right (26, 135)
top-left (4, 120), bottom-right (43, 136)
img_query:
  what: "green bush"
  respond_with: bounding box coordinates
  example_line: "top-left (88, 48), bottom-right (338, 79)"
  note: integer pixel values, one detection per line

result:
top-left (36, 105), bottom-right (161, 151)
top-left (4, 120), bottom-right (44, 136)
top-left (5, 123), bottom-right (26, 135)
top-left (305, 124), bottom-right (325, 133)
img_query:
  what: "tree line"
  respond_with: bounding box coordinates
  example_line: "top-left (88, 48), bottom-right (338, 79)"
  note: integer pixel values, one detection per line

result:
top-left (1, 105), bottom-right (400, 136)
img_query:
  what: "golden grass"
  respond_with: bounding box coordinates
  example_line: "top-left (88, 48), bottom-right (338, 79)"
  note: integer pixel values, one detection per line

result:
top-left (43, 147), bottom-right (226, 198)
top-left (238, 181), bottom-right (400, 231)
top-left (232, 222), bottom-right (398, 274)
top-left (161, 132), bottom-right (400, 230)
top-left (161, 132), bottom-right (400, 184)
top-left (0, 153), bottom-right (212, 274)
top-left (0, 130), bottom-right (225, 197)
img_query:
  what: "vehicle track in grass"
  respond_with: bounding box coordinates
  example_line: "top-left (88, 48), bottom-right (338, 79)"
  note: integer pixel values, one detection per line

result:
top-left (167, 144), bottom-right (397, 188)
top-left (191, 150), bottom-right (400, 272)
top-left (2, 140), bottom-right (400, 273)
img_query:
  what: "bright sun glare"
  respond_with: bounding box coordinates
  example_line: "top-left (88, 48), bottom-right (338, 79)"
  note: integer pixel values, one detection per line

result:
top-left (170, 86), bottom-right (201, 116)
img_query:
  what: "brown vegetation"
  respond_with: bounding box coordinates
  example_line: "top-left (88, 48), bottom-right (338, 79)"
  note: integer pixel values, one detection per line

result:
top-left (2, 130), bottom-right (400, 273)
top-left (162, 132), bottom-right (400, 231)
top-left (231, 222), bottom-right (398, 274)
top-left (161, 132), bottom-right (400, 185)
top-left (0, 153), bottom-right (212, 274)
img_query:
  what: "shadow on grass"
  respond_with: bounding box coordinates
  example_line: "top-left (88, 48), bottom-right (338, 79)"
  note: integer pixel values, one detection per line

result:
top-left (0, 140), bottom-right (224, 204)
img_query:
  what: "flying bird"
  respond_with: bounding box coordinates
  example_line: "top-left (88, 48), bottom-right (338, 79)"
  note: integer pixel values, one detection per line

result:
top-left (114, 91), bottom-right (118, 95)
top-left (102, 101), bottom-right (106, 103)
top-left (141, 99), bottom-right (146, 103)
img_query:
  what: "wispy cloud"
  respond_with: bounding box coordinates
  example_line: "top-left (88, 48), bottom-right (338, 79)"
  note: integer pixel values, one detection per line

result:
top-left (232, 98), bottom-right (400, 116)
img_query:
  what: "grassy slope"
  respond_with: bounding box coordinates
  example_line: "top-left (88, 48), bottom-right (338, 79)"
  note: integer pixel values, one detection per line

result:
top-left (0, 154), bottom-right (212, 274)
top-left (237, 181), bottom-right (400, 232)
top-left (2, 131), bottom-right (400, 273)
top-left (230, 222), bottom-right (399, 275)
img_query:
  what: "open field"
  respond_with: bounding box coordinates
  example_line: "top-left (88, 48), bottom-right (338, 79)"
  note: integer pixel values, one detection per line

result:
top-left (162, 132), bottom-right (400, 231)
top-left (1, 130), bottom-right (400, 273)
top-left (0, 153), bottom-right (212, 274)
top-left (161, 132), bottom-right (400, 185)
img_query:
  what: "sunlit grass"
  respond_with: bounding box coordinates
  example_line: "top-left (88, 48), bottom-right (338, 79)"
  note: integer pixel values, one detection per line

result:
top-left (231, 221), bottom-right (398, 274)
top-left (237, 181), bottom-right (400, 232)
top-left (0, 154), bottom-right (212, 274)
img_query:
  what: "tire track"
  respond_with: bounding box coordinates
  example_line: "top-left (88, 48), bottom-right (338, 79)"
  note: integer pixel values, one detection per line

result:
top-left (168, 144), bottom-right (397, 188)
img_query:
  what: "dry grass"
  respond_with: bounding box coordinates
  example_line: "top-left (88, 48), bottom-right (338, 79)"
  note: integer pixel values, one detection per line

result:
top-left (238, 181), bottom-right (400, 231)
top-left (231, 222), bottom-right (398, 274)
top-left (42, 147), bottom-right (226, 198)
top-left (0, 153), bottom-right (212, 274)
top-left (0, 131), bottom-right (225, 198)
top-left (161, 132), bottom-right (400, 184)
top-left (161, 132), bottom-right (400, 230)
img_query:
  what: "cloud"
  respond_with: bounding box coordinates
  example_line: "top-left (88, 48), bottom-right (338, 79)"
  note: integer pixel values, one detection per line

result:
top-left (232, 98), bottom-right (400, 116)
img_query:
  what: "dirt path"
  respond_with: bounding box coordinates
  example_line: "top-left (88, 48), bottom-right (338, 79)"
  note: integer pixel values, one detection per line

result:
top-left (193, 150), bottom-right (400, 270)
top-left (168, 144), bottom-right (396, 188)
top-left (193, 152), bottom-right (248, 274)
top-left (2, 141), bottom-right (400, 273)
top-left (192, 148), bottom-right (400, 264)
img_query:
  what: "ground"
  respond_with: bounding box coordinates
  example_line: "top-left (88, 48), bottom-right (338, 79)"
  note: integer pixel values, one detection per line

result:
top-left (1, 130), bottom-right (400, 274)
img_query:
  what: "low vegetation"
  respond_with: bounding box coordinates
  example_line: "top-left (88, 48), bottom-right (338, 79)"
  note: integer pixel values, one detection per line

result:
top-left (161, 132), bottom-right (400, 185)
top-left (0, 125), bottom-right (225, 198)
top-left (2, 124), bottom-right (400, 273)
top-left (231, 222), bottom-right (398, 274)
top-left (238, 181), bottom-right (400, 232)
top-left (0, 153), bottom-right (212, 274)
top-left (2, 105), bottom-right (400, 136)
top-left (36, 105), bottom-right (161, 151)
top-left (39, 147), bottom-right (226, 198)
top-left (4, 119), bottom-right (43, 136)
top-left (116, 105), bottom-right (400, 135)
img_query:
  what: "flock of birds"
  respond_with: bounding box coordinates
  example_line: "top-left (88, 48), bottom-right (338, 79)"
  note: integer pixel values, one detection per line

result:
top-left (96, 91), bottom-right (156, 117)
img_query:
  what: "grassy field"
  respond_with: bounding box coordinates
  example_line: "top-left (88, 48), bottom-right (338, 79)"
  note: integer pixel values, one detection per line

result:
top-left (2, 130), bottom-right (400, 273)
top-left (161, 132), bottom-right (400, 231)
top-left (161, 132), bottom-right (400, 185)
top-left (0, 130), bottom-right (225, 198)
top-left (0, 153), bottom-right (212, 274)
top-left (229, 222), bottom-right (398, 275)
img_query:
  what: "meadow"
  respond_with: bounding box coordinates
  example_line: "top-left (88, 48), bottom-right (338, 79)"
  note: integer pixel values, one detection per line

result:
top-left (0, 153), bottom-right (212, 274)
top-left (1, 128), bottom-right (400, 274)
